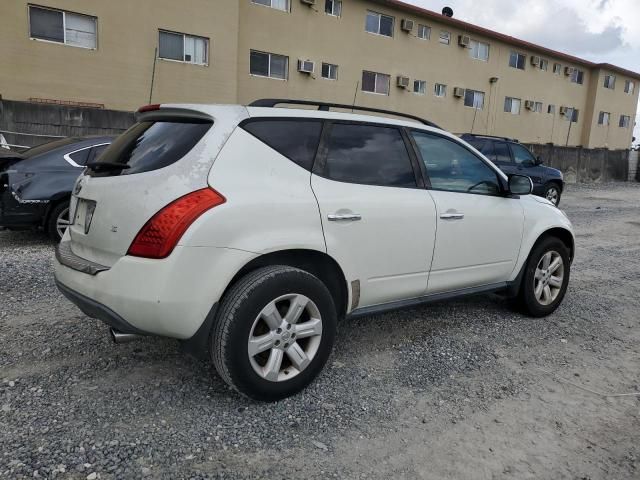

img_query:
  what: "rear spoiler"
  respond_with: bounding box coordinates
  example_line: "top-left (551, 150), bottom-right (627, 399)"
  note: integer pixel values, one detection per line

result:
top-left (135, 105), bottom-right (213, 124)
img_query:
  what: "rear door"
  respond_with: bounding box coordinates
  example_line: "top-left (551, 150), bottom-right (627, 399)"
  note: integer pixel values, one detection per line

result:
top-left (410, 130), bottom-right (524, 294)
top-left (311, 121), bottom-right (437, 308)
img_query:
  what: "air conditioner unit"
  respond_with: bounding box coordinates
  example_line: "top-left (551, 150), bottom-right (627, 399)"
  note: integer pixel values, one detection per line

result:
top-left (300, 0), bottom-right (315, 5)
top-left (401, 19), bottom-right (414, 32)
top-left (458, 35), bottom-right (471, 47)
top-left (453, 87), bottom-right (465, 97)
top-left (564, 66), bottom-right (575, 76)
top-left (524, 100), bottom-right (535, 110)
top-left (397, 76), bottom-right (410, 88)
top-left (559, 106), bottom-right (569, 116)
top-left (531, 55), bottom-right (540, 66)
top-left (297, 59), bottom-right (315, 74)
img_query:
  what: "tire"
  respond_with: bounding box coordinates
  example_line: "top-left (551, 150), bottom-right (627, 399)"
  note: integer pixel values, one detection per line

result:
top-left (516, 236), bottom-right (570, 317)
top-left (543, 183), bottom-right (562, 207)
top-left (211, 266), bottom-right (337, 401)
top-left (46, 201), bottom-right (71, 242)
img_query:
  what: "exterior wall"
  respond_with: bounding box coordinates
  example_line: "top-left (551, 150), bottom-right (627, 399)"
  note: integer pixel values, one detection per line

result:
top-left (1, 0), bottom-right (638, 149)
top-left (0, 0), bottom-right (239, 111)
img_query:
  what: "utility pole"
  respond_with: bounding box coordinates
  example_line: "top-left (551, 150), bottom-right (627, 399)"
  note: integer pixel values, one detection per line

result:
top-left (149, 47), bottom-right (158, 104)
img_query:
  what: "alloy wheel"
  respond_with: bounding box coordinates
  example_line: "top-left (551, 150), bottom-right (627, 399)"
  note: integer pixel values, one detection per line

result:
top-left (56, 207), bottom-right (70, 239)
top-left (545, 187), bottom-right (560, 205)
top-left (534, 250), bottom-right (564, 306)
top-left (248, 294), bottom-right (323, 382)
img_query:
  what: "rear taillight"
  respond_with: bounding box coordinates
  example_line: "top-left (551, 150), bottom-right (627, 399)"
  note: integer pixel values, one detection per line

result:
top-left (127, 188), bottom-right (225, 259)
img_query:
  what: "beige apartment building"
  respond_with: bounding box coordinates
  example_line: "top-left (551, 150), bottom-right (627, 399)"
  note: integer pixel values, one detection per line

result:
top-left (1, 0), bottom-right (639, 149)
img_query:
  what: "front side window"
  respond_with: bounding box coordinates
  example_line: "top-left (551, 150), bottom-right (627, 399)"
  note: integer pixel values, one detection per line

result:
top-left (362, 71), bottom-right (390, 95)
top-left (434, 83), bottom-right (446, 97)
top-left (469, 40), bottom-right (489, 61)
top-left (159, 31), bottom-right (208, 65)
top-left (242, 120), bottom-right (322, 171)
top-left (250, 50), bottom-right (288, 79)
top-left (321, 62), bottom-right (338, 80)
top-left (504, 97), bottom-right (521, 115)
top-left (324, 124), bottom-right (416, 187)
top-left (365, 11), bottom-right (394, 37)
top-left (598, 111), bottom-right (610, 125)
top-left (417, 24), bottom-right (431, 40)
top-left (413, 80), bottom-right (426, 95)
top-left (624, 80), bottom-right (635, 94)
top-left (509, 51), bottom-right (526, 70)
top-left (494, 142), bottom-right (512, 163)
top-left (439, 31), bottom-right (451, 45)
top-left (464, 89), bottom-right (485, 109)
top-left (29, 6), bottom-right (96, 49)
top-left (411, 131), bottom-right (500, 195)
top-left (603, 75), bottom-right (616, 89)
top-left (510, 144), bottom-right (536, 165)
top-left (619, 115), bottom-right (631, 128)
top-left (570, 69), bottom-right (584, 84)
top-left (251, 0), bottom-right (289, 11)
top-left (325, 0), bottom-right (342, 16)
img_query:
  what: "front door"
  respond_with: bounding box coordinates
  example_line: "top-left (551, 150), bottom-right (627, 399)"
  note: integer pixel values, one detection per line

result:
top-left (410, 130), bottom-right (524, 294)
top-left (311, 122), bottom-right (437, 308)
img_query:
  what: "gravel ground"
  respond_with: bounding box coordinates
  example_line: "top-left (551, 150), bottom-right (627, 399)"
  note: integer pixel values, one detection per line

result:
top-left (1, 182), bottom-right (639, 479)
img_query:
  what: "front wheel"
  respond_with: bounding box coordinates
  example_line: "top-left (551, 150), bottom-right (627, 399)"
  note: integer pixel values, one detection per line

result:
top-left (544, 183), bottom-right (562, 206)
top-left (211, 266), bottom-right (337, 401)
top-left (516, 237), bottom-right (570, 317)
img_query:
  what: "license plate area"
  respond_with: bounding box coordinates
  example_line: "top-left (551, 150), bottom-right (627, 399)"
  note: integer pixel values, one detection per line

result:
top-left (71, 197), bottom-right (97, 235)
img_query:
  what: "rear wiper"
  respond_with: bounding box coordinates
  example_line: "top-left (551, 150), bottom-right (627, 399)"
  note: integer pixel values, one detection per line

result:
top-left (86, 161), bottom-right (130, 171)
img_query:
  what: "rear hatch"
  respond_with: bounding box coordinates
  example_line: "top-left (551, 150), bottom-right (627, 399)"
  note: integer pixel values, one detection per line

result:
top-left (66, 104), bottom-right (248, 266)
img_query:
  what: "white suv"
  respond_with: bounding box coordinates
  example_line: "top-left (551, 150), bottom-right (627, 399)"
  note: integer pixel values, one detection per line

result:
top-left (54, 100), bottom-right (574, 401)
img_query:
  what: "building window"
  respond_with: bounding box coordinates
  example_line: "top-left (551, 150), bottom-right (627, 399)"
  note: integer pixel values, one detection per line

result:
top-left (159, 31), bottom-right (208, 65)
top-left (509, 51), bottom-right (526, 70)
top-left (504, 97), bottom-right (521, 114)
top-left (325, 0), bottom-right (342, 17)
top-left (250, 50), bottom-right (288, 79)
top-left (464, 90), bottom-right (485, 109)
top-left (624, 80), bottom-right (635, 94)
top-left (570, 69), bottom-right (584, 84)
top-left (564, 108), bottom-right (579, 122)
top-left (28, 5), bottom-right (97, 49)
top-left (619, 115), bottom-right (631, 128)
top-left (540, 59), bottom-right (549, 71)
top-left (321, 62), bottom-right (338, 80)
top-left (365, 11), bottom-right (394, 37)
top-left (362, 71), bottom-right (390, 95)
top-left (547, 105), bottom-right (555, 114)
top-left (603, 75), bottom-right (616, 89)
top-left (251, 0), bottom-right (289, 12)
top-left (417, 24), bottom-right (431, 40)
top-left (469, 40), bottom-right (489, 61)
top-left (553, 63), bottom-right (562, 75)
top-left (598, 111), bottom-right (610, 125)
top-left (434, 83), bottom-right (447, 97)
top-left (533, 101), bottom-right (543, 113)
top-left (413, 80), bottom-right (426, 95)
top-left (439, 31), bottom-right (451, 45)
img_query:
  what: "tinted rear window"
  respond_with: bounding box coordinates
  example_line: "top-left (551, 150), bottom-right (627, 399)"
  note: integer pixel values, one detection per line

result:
top-left (242, 120), bottom-right (322, 171)
top-left (324, 123), bottom-right (416, 187)
top-left (87, 121), bottom-right (211, 176)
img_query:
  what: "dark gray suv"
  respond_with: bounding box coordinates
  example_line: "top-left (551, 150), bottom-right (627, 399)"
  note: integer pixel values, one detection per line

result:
top-left (461, 134), bottom-right (564, 206)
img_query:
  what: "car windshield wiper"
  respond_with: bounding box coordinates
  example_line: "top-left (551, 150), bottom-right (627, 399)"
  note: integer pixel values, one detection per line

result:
top-left (86, 161), bottom-right (130, 170)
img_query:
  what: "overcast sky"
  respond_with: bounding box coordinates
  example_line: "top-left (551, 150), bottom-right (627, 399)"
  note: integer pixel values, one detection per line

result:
top-left (405, 0), bottom-right (640, 145)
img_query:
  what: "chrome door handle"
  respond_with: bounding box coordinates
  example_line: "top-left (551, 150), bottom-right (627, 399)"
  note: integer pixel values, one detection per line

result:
top-left (440, 213), bottom-right (464, 220)
top-left (328, 213), bottom-right (362, 222)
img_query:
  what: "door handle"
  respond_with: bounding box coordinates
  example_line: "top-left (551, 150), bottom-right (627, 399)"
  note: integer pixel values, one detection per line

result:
top-left (328, 213), bottom-right (362, 222)
top-left (440, 213), bottom-right (464, 220)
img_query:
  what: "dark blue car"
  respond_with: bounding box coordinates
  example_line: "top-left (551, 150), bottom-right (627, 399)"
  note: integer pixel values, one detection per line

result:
top-left (461, 134), bottom-right (564, 206)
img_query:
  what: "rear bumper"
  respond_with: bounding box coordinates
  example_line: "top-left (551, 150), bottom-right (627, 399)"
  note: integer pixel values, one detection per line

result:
top-left (54, 243), bottom-right (258, 339)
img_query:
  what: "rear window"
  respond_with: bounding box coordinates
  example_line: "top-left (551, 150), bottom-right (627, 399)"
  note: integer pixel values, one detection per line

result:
top-left (87, 121), bottom-right (211, 176)
top-left (242, 119), bottom-right (322, 171)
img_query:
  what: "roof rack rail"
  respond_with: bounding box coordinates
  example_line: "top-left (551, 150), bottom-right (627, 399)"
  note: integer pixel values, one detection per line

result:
top-left (460, 133), bottom-right (519, 143)
top-left (248, 99), bottom-right (441, 129)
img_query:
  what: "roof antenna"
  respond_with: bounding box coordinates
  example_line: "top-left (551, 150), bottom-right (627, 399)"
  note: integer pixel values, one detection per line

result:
top-left (442, 6), bottom-right (454, 17)
top-left (351, 81), bottom-right (359, 113)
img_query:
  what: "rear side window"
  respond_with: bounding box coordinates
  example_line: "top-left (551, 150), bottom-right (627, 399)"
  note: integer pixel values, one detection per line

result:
top-left (88, 121), bottom-right (211, 176)
top-left (324, 123), bottom-right (416, 187)
top-left (242, 120), bottom-right (322, 171)
top-left (67, 148), bottom-right (90, 166)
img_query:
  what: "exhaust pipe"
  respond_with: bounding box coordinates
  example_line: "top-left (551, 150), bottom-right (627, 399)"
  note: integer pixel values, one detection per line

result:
top-left (110, 328), bottom-right (142, 344)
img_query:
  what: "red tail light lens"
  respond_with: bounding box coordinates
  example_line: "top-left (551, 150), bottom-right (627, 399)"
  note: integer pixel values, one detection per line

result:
top-left (128, 188), bottom-right (226, 259)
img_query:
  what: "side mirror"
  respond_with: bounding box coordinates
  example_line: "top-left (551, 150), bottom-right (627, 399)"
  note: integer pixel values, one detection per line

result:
top-left (508, 174), bottom-right (533, 195)
top-left (535, 156), bottom-right (544, 165)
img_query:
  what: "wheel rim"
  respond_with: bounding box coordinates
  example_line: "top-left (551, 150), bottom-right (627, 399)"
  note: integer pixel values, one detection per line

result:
top-left (56, 207), bottom-right (70, 239)
top-left (248, 293), bottom-right (323, 382)
top-left (546, 187), bottom-right (559, 205)
top-left (534, 250), bottom-right (564, 306)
